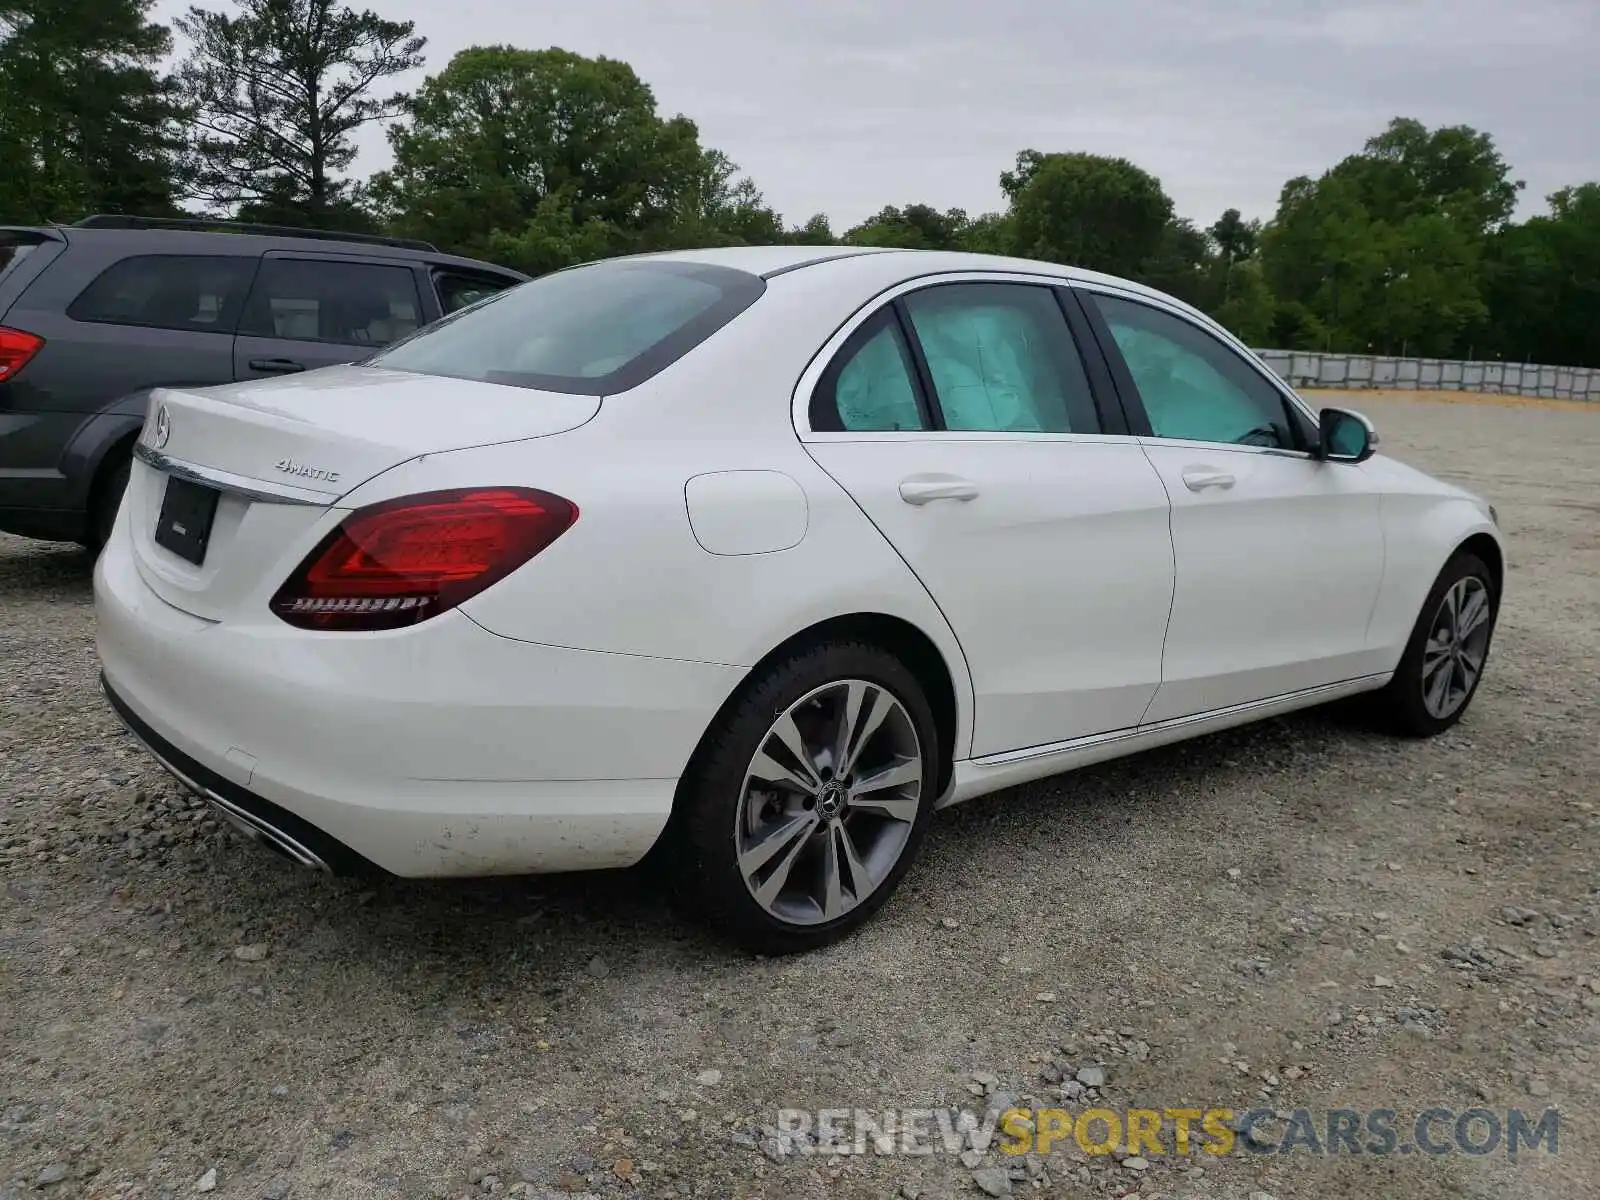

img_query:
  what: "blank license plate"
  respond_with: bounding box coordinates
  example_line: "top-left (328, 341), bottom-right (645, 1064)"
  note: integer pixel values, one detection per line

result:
top-left (154, 476), bottom-right (221, 565)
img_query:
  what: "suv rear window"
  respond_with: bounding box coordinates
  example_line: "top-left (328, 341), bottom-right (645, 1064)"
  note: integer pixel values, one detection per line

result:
top-left (68, 255), bottom-right (257, 333)
top-left (370, 259), bottom-right (766, 395)
top-left (0, 240), bottom-right (41, 285)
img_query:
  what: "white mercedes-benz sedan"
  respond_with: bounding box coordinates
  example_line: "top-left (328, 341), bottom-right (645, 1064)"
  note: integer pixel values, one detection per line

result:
top-left (95, 245), bottom-right (1504, 953)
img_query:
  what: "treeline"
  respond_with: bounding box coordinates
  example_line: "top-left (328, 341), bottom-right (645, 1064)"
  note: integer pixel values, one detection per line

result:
top-left (3, 0), bottom-right (1597, 366)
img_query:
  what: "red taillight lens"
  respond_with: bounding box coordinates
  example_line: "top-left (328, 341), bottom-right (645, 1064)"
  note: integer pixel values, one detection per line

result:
top-left (0, 327), bottom-right (44, 381)
top-left (271, 487), bottom-right (577, 631)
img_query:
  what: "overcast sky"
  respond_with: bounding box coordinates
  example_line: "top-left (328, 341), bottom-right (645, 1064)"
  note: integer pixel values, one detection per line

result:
top-left (154, 0), bottom-right (1599, 231)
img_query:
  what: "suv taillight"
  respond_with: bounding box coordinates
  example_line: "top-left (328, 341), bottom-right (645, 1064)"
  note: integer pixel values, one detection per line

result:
top-left (0, 327), bottom-right (44, 381)
top-left (271, 487), bottom-right (578, 631)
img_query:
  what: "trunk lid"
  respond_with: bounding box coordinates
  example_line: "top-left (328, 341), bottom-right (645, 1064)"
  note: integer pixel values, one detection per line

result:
top-left (129, 364), bottom-right (600, 622)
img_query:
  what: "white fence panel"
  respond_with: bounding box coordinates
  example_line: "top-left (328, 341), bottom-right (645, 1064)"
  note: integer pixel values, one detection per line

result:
top-left (1253, 349), bottom-right (1599, 403)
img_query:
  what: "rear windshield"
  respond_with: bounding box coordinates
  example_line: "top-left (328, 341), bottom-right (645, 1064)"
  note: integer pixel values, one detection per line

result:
top-left (370, 258), bottom-right (767, 395)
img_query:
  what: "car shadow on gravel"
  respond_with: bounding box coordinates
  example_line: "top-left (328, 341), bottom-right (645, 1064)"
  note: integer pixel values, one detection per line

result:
top-left (0, 538), bottom-right (96, 598)
top-left (179, 701), bottom-right (1389, 986)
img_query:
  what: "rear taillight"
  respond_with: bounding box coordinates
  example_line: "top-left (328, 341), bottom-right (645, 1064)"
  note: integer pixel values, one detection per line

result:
top-left (0, 327), bottom-right (44, 381)
top-left (271, 487), bottom-right (577, 631)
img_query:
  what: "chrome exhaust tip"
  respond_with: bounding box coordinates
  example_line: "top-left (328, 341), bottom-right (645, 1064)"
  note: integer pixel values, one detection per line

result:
top-left (101, 678), bottom-right (335, 874)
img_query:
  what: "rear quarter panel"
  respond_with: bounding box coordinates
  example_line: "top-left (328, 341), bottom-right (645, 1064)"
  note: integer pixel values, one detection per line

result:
top-left (333, 264), bottom-right (979, 758)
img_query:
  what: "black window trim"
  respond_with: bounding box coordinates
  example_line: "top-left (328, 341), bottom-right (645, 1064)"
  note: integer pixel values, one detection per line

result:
top-left (808, 277), bottom-right (1117, 438)
top-left (237, 253), bottom-right (427, 350)
top-left (65, 252), bottom-right (263, 336)
top-left (371, 258), bottom-right (767, 396)
top-left (1076, 284), bottom-right (1320, 455)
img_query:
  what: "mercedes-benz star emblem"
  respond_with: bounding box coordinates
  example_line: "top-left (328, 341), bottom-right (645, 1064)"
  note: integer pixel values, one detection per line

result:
top-left (152, 404), bottom-right (171, 449)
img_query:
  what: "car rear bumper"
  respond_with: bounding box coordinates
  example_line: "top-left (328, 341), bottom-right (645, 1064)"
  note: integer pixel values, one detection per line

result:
top-left (94, 525), bottom-right (746, 877)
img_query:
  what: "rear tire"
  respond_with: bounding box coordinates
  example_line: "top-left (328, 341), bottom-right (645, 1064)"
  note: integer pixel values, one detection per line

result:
top-left (1373, 552), bottom-right (1498, 737)
top-left (88, 452), bottom-right (131, 553)
top-left (665, 639), bottom-right (939, 955)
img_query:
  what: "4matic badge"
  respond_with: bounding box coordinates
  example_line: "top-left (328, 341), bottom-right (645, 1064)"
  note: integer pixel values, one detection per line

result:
top-left (274, 458), bottom-right (341, 484)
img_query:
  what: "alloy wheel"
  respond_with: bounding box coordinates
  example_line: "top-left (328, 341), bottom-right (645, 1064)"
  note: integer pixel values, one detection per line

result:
top-left (734, 679), bottom-right (923, 926)
top-left (1420, 576), bottom-right (1493, 719)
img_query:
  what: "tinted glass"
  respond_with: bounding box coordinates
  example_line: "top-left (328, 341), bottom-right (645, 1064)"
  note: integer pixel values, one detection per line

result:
top-left (0, 240), bottom-right (39, 286)
top-left (814, 313), bottom-right (928, 432)
top-left (371, 259), bottom-right (766, 395)
top-left (240, 258), bottom-right (422, 347)
top-left (902, 284), bottom-right (1099, 433)
top-left (67, 255), bottom-right (256, 333)
top-left (1093, 294), bottom-right (1295, 448)
top-left (435, 270), bottom-right (517, 315)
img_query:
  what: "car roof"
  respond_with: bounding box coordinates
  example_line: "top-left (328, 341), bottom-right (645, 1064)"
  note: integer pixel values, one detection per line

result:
top-left (47, 225), bottom-right (527, 279)
top-left (640, 243), bottom-right (1173, 301)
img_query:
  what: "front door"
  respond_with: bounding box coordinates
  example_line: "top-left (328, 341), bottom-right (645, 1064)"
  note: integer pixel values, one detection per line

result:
top-left (802, 279), bottom-right (1176, 757)
top-left (1083, 289), bottom-right (1386, 722)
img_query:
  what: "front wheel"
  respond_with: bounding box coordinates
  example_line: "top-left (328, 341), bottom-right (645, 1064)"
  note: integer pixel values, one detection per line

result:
top-left (1374, 552), bottom-right (1499, 737)
top-left (666, 640), bottom-right (939, 954)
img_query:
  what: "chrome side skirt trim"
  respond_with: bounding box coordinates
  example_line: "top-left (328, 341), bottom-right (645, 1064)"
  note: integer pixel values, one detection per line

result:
top-left (134, 442), bottom-right (335, 507)
top-left (941, 671), bottom-right (1393, 808)
top-left (973, 673), bottom-right (1392, 767)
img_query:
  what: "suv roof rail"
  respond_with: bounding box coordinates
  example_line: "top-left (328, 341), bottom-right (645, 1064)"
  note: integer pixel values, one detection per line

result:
top-left (71, 214), bottom-right (439, 254)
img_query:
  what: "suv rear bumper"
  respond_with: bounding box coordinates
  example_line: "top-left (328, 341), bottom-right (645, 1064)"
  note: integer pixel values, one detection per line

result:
top-left (0, 408), bottom-right (143, 542)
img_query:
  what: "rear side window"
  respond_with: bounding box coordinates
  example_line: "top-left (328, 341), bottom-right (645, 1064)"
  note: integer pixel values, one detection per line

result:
top-left (67, 255), bottom-right (257, 333)
top-left (0, 238), bottom-right (43, 286)
top-left (901, 284), bottom-right (1100, 434)
top-left (240, 258), bottom-right (423, 347)
top-left (434, 270), bottom-right (518, 315)
top-left (371, 259), bottom-right (767, 395)
top-left (810, 310), bottom-right (929, 432)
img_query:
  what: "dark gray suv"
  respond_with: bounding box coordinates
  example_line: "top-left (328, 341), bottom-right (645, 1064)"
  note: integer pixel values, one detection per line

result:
top-left (0, 216), bottom-right (527, 548)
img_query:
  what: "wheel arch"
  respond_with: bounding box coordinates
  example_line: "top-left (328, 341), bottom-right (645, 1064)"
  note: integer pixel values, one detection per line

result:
top-left (688, 612), bottom-right (963, 805)
top-left (1456, 531), bottom-right (1504, 596)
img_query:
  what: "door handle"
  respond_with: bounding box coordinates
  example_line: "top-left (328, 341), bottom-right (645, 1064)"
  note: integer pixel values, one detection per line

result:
top-left (248, 358), bottom-right (306, 374)
top-left (898, 475), bottom-right (980, 505)
top-left (1181, 469), bottom-right (1235, 492)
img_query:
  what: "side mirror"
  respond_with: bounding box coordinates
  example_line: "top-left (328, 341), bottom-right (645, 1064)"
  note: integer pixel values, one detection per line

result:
top-left (1317, 407), bottom-right (1379, 464)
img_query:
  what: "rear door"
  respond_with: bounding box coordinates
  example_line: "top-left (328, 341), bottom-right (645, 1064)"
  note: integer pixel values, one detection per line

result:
top-left (1, 251), bottom-right (258, 497)
top-left (233, 253), bottom-right (426, 380)
top-left (800, 275), bottom-right (1175, 758)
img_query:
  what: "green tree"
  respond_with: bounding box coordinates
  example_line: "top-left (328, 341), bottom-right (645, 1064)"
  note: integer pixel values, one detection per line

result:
top-left (666, 149), bottom-right (785, 247)
top-left (370, 45), bottom-right (705, 269)
top-left (174, 0), bottom-right (424, 228)
top-left (957, 212), bottom-right (1013, 255)
top-left (1481, 184), bottom-right (1600, 365)
top-left (1005, 151), bottom-right (1174, 277)
top-left (784, 213), bottom-right (837, 246)
top-left (1208, 208), bottom-right (1259, 267)
top-left (0, 0), bottom-right (186, 222)
top-left (844, 203), bottom-right (971, 250)
top-left (1138, 217), bottom-right (1215, 309)
top-left (1257, 118), bottom-right (1520, 353)
top-left (1212, 258), bottom-right (1277, 346)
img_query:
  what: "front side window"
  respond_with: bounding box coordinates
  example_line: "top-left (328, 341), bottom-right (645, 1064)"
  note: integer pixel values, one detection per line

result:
top-left (372, 259), bottom-right (766, 395)
top-left (1092, 294), bottom-right (1297, 448)
top-left (67, 255), bottom-right (257, 333)
top-left (240, 258), bottom-right (423, 347)
top-left (901, 284), bottom-right (1099, 434)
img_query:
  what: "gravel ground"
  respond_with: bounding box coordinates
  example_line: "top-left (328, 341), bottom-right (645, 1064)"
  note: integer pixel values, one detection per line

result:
top-left (2, 391), bottom-right (1598, 1200)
